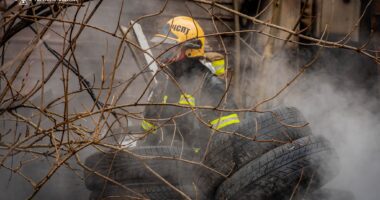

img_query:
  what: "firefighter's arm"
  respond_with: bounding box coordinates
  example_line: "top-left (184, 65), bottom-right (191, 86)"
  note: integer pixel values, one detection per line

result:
top-left (188, 74), bottom-right (240, 154)
top-left (204, 74), bottom-right (237, 109)
top-left (140, 88), bottom-right (163, 133)
top-left (203, 74), bottom-right (241, 131)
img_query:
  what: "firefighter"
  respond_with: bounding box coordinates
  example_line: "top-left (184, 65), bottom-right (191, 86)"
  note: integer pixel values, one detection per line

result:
top-left (140, 16), bottom-right (240, 155)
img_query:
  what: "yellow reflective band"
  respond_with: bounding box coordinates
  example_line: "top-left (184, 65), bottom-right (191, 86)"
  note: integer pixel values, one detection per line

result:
top-left (212, 59), bottom-right (225, 76)
top-left (162, 95), bottom-right (168, 103)
top-left (210, 113), bottom-right (240, 130)
top-left (193, 148), bottom-right (201, 154)
top-left (179, 94), bottom-right (195, 106)
top-left (141, 120), bottom-right (157, 133)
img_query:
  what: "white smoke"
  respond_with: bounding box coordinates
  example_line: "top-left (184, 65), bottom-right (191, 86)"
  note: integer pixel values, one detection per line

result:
top-left (249, 49), bottom-right (380, 200)
top-left (284, 71), bottom-right (380, 200)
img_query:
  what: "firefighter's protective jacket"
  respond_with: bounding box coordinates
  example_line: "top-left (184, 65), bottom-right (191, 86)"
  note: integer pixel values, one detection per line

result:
top-left (140, 58), bottom-right (240, 153)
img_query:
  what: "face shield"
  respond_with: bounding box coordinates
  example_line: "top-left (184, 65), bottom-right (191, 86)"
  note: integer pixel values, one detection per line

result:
top-left (150, 35), bottom-right (184, 63)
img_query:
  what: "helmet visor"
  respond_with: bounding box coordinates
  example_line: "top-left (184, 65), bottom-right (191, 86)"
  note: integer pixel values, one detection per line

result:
top-left (150, 34), bottom-right (178, 45)
top-left (159, 44), bottom-right (183, 62)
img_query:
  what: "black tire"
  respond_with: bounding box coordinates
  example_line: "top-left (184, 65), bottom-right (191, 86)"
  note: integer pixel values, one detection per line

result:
top-left (84, 146), bottom-right (197, 192)
top-left (89, 181), bottom-right (193, 200)
top-left (215, 135), bottom-right (340, 200)
top-left (235, 107), bottom-right (313, 168)
top-left (193, 131), bottom-right (235, 199)
top-left (194, 107), bottom-right (312, 199)
top-left (206, 107), bottom-right (312, 173)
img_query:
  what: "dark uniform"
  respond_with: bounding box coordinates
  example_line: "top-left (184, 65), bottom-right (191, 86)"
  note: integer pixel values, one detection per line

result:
top-left (140, 58), bottom-right (240, 155)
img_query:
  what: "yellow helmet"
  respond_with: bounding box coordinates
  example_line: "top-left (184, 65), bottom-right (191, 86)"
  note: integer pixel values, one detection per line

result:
top-left (151, 16), bottom-right (205, 58)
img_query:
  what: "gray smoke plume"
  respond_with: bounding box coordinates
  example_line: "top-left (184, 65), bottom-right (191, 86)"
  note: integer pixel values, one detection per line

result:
top-left (249, 49), bottom-right (380, 200)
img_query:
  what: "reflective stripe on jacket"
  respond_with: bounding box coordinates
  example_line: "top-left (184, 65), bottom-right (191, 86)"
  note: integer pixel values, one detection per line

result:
top-left (210, 113), bottom-right (240, 130)
top-left (178, 93), bottom-right (195, 106)
top-left (141, 120), bottom-right (158, 133)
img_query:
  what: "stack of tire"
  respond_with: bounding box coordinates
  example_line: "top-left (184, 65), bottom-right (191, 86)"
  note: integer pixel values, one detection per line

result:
top-left (84, 146), bottom-right (199, 199)
top-left (84, 107), bottom-right (341, 200)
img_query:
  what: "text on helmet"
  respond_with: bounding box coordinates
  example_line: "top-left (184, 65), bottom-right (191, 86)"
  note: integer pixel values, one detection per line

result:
top-left (170, 24), bottom-right (190, 35)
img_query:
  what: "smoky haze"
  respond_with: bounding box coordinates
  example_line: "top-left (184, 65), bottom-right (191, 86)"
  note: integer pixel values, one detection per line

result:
top-left (246, 48), bottom-right (380, 200)
top-left (286, 68), bottom-right (380, 200)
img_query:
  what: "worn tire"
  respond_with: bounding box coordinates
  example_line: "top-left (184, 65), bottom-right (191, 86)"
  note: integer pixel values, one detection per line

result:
top-left (195, 107), bottom-right (312, 199)
top-left (192, 131), bottom-right (235, 199)
top-left (235, 107), bottom-right (313, 168)
top-left (215, 135), bottom-right (340, 200)
top-left (84, 146), bottom-right (197, 192)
